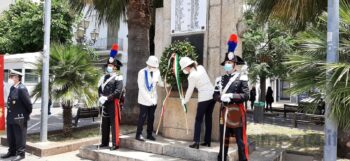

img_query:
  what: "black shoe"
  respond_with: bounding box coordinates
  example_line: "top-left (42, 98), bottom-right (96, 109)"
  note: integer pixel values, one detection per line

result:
top-left (110, 145), bottom-right (119, 150)
top-left (217, 155), bottom-right (228, 161)
top-left (11, 154), bottom-right (25, 161)
top-left (97, 144), bottom-right (108, 148)
top-left (1, 152), bottom-right (15, 159)
top-left (189, 142), bottom-right (199, 149)
top-left (147, 135), bottom-right (156, 141)
top-left (135, 135), bottom-right (145, 141)
top-left (200, 142), bottom-right (211, 147)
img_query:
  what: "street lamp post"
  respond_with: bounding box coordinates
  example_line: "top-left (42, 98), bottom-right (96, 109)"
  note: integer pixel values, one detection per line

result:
top-left (40, 0), bottom-right (51, 142)
top-left (74, 19), bottom-right (99, 45)
top-left (325, 0), bottom-right (339, 160)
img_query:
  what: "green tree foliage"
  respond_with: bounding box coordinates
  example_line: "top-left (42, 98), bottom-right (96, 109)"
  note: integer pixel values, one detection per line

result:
top-left (32, 44), bottom-right (100, 136)
top-left (0, 0), bottom-right (75, 54)
top-left (285, 2), bottom-right (350, 157)
top-left (286, 1), bottom-right (350, 131)
top-left (159, 41), bottom-right (198, 86)
top-left (243, 5), bottom-right (295, 101)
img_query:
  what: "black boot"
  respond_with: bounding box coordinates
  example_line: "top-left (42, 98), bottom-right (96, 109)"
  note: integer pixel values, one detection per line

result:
top-left (217, 154), bottom-right (227, 161)
top-left (189, 142), bottom-right (199, 149)
top-left (147, 135), bottom-right (156, 141)
top-left (1, 152), bottom-right (15, 159)
top-left (97, 144), bottom-right (109, 148)
top-left (11, 154), bottom-right (25, 161)
top-left (110, 145), bottom-right (119, 150)
top-left (135, 135), bottom-right (145, 141)
top-left (200, 142), bottom-right (211, 147)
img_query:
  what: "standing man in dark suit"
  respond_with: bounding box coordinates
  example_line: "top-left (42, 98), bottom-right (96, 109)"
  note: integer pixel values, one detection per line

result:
top-left (1, 70), bottom-right (32, 161)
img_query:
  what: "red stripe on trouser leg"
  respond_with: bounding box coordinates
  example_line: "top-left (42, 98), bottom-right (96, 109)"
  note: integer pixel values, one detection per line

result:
top-left (239, 103), bottom-right (249, 160)
top-left (114, 99), bottom-right (120, 146)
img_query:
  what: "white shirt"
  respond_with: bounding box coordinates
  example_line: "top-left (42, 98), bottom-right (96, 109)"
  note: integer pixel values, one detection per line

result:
top-left (137, 67), bottom-right (164, 106)
top-left (184, 65), bottom-right (214, 103)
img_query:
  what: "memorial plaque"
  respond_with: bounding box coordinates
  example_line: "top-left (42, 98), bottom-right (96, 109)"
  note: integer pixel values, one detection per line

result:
top-left (172, 34), bottom-right (204, 65)
top-left (171, 0), bottom-right (207, 34)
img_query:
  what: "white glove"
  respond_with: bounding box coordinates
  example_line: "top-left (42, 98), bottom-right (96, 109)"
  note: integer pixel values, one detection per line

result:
top-left (181, 98), bottom-right (186, 106)
top-left (220, 93), bottom-right (233, 103)
top-left (99, 96), bottom-right (108, 105)
top-left (152, 99), bottom-right (157, 105)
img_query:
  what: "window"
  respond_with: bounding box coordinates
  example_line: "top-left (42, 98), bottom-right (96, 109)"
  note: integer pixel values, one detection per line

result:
top-left (4, 69), bottom-right (8, 82)
top-left (280, 80), bottom-right (291, 100)
top-left (25, 69), bottom-right (38, 83)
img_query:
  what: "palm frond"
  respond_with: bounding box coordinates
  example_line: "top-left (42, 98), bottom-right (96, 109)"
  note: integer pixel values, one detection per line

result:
top-left (284, 0), bottom-right (350, 130)
top-left (254, 0), bottom-right (327, 30)
top-left (69, 0), bottom-right (127, 26)
top-left (32, 44), bottom-right (100, 108)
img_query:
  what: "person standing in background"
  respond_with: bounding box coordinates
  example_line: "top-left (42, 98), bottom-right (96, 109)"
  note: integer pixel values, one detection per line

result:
top-left (265, 86), bottom-right (274, 112)
top-left (249, 87), bottom-right (256, 110)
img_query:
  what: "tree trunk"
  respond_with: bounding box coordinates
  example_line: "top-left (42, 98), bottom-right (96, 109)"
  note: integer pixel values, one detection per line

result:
top-left (259, 75), bottom-right (266, 102)
top-left (338, 129), bottom-right (350, 158)
top-left (62, 101), bottom-right (72, 137)
top-left (124, 0), bottom-right (151, 124)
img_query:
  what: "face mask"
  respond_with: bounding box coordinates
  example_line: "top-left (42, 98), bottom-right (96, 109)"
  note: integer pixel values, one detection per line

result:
top-left (148, 67), bottom-right (157, 72)
top-left (106, 67), bottom-right (114, 73)
top-left (182, 69), bottom-right (189, 75)
top-left (224, 63), bottom-right (234, 72)
top-left (8, 78), bottom-right (14, 86)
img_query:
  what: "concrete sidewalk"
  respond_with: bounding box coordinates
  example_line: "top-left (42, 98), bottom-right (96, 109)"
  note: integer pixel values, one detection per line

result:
top-left (0, 148), bottom-right (90, 161)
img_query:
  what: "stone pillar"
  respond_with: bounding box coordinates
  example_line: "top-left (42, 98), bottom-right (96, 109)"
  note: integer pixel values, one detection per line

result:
top-left (154, 0), bottom-right (244, 141)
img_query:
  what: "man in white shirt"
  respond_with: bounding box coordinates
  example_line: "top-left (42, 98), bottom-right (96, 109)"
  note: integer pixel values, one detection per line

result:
top-left (136, 56), bottom-right (164, 141)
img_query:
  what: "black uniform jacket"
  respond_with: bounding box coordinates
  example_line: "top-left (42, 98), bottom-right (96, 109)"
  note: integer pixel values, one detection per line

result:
top-left (98, 74), bottom-right (124, 105)
top-left (7, 83), bottom-right (33, 124)
top-left (213, 72), bottom-right (249, 104)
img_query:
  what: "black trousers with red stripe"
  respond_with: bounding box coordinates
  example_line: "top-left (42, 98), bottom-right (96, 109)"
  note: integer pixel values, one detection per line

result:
top-left (101, 102), bottom-right (119, 146)
top-left (218, 125), bottom-right (248, 161)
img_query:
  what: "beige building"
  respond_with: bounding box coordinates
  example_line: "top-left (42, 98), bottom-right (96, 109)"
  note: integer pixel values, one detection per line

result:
top-left (154, 0), bottom-right (245, 141)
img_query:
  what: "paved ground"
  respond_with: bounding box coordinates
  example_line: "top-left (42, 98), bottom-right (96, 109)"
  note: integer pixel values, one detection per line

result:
top-left (0, 102), bottom-right (329, 160)
top-left (0, 149), bottom-right (90, 161)
top-left (26, 106), bottom-right (100, 134)
top-left (0, 106), bottom-right (97, 160)
top-left (246, 102), bottom-right (323, 131)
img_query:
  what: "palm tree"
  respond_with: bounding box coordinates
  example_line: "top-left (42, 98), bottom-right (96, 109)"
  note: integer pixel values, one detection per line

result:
top-left (285, 1), bottom-right (350, 157)
top-left (32, 44), bottom-right (100, 136)
top-left (69, 0), bottom-right (162, 122)
top-left (254, 0), bottom-right (328, 30)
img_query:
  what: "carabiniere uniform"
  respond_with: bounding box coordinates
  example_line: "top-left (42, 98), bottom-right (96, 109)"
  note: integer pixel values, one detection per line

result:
top-left (214, 70), bottom-right (249, 161)
top-left (213, 34), bottom-right (250, 161)
top-left (7, 82), bottom-right (33, 157)
top-left (98, 66), bottom-right (124, 148)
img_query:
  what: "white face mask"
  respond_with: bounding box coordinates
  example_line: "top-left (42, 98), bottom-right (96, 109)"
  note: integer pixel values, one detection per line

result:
top-left (148, 66), bottom-right (157, 72)
top-left (8, 78), bottom-right (14, 86)
top-left (106, 66), bottom-right (114, 73)
top-left (224, 63), bottom-right (234, 72)
top-left (182, 69), bottom-right (189, 75)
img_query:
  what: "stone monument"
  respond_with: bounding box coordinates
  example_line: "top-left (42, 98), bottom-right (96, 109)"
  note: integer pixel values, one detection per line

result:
top-left (154, 0), bottom-right (244, 141)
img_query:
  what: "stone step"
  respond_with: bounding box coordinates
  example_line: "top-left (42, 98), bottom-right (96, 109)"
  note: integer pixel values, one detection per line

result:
top-left (79, 145), bottom-right (189, 161)
top-left (118, 133), bottom-right (256, 161)
top-left (250, 147), bottom-right (285, 161)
